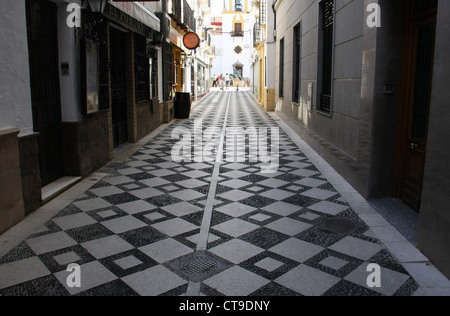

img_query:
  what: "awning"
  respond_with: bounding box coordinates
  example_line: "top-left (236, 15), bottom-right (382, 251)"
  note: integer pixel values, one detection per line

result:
top-left (104, 1), bottom-right (160, 33)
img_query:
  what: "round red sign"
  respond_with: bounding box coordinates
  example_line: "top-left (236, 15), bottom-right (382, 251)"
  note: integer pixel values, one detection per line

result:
top-left (183, 32), bottom-right (201, 50)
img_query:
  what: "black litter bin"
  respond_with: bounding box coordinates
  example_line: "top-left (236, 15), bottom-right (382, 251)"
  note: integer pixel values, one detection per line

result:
top-left (174, 92), bottom-right (192, 119)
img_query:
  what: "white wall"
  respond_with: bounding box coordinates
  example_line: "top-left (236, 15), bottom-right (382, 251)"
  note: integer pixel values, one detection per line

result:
top-left (57, 5), bottom-right (82, 122)
top-left (0, 0), bottom-right (34, 135)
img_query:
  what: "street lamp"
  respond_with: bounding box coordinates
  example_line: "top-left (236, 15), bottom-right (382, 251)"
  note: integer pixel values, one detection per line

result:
top-left (89, 0), bottom-right (106, 13)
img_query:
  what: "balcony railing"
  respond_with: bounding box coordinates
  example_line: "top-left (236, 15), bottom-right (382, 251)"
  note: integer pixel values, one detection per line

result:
top-left (171, 0), bottom-right (182, 24)
top-left (183, 0), bottom-right (196, 31)
top-left (231, 31), bottom-right (244, 37)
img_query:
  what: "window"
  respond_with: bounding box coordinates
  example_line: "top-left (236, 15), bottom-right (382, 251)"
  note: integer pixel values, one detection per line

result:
top-left (149, 48), bottom-right (158, 100)
top-left (234, 0), bottom-right (243, 12)
top-left (318, 0), bottom-right (334, 113)
top-left (233, 23), bottom-right (243, 37)
top-left (135, 34), bottom-right (150, 102)
top-left (293, 22), bottom-right (302, 104)
top-left (279, 38), bottom-right (285, 98)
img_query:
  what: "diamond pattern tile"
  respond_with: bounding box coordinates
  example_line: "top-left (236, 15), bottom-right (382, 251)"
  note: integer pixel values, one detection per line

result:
top-left (0, 91), bottom-right (419, 297)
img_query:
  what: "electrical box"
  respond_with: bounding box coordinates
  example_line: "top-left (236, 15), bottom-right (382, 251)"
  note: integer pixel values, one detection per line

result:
top-left (307, 82), bottom-right (313, 112)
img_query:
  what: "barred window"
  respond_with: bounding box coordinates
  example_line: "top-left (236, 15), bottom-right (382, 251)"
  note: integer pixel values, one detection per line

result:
top-left (279, 38), bottom-right (285, 98)
top-left (319, 0), bottom-right (334, 113)
top-left (293, 22), bottom-right (302, 104)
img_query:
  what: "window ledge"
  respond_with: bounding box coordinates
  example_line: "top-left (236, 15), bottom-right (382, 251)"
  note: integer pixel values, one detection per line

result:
top-left (316, 109), bottom-right (332, 118)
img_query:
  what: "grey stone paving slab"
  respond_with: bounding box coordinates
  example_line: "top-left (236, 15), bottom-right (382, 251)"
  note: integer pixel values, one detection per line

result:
top-left (26, 232), bottom-right (78, 255)
top-left (329, 237), bottom-right (383, 261)
top-left (116, 200), bottom-right (157, 215)
top-left (276, 265), bottom-right (340, 296)
top-left (90, 186), bottom-right (124, 197)
top-left (53, 251), bottom-right (82, 266)
top-left (215, 202), bottom-right (257, 217)
top-left (74, 198), bottom-right (112, 212)
top-left (212, 219), bottom-right (259, 238)
top-left (54, 261), bottom-right (117, 295)
top-left (0, 257), bottom-right (50, 290)
top-left (151, 218), bottom-right (198, 237)
top-left (262, 201), bottom-right (301, 216)
top-left (266, 218), bottom-right (313, 236)
top-left (100, 216), bottom-right (147, 234)
top-left (255, 257), bottom-right (285, 272)
top-left (53, 213), bottom-right (97, 231)
top-left (114, 255), bottom-right (144, 270)
top-left (308, 201), bottom-right (349, 216)
top-left (344, 263), bottom-right (410, 296)
top-left (301, 188), bottom-right (337, 200)
top-left (217, 190), bottom-right (254, 202)
top-left (130, 187), bottom-right (165, 199)
top-left (170, 189), bottom-right (205, 201)
top-left (122, 265), bottom-right (187, 296)
top-left (81, 235), bottom-right (134, 260)
top-left (209, 239), bottom-right (264, 264)
top-left (139, 239), bottom-right (192, 264)
top-left (260, 189), bottom-right (295, 201)
top-left (319, 256), bottom-right (348, 271)
top-left (162, 202), bottom-right (202, 217)
top-left (269, 238), bottom-right (324, 263)
top-left (204, 266), bottom-right (270, 296)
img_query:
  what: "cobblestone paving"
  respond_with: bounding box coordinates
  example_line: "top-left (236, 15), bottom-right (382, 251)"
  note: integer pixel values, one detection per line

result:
top-left (0, 91), bottom-right (419, 296)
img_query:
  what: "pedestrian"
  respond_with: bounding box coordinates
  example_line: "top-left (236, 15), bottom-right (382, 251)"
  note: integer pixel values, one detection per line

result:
top-left (225, 73), bottom-right (230, 90)
top-left (220, 74), bottom-right (225, 91)
top-left (212, 74), bottom-right (217, 88)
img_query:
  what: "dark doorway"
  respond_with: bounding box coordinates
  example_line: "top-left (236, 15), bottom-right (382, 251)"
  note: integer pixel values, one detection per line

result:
top-left (110, 26), bottom-right (128, 147)
top-left (395, 0), bottom-right (438, 212)
top-left (26, 0), bottom-right (64, 186)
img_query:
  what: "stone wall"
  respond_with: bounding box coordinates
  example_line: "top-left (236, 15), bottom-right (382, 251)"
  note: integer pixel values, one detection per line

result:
top-left (62, 111), bottom-right (113, 177)
top-left (18, 133), bottom-right (42, 216)
top-left (419, 1), bottom-right (450, 279)
top-left (0, 128), bottom-right (25, 234)
top-left (137, 98), bottom-right (162, 141)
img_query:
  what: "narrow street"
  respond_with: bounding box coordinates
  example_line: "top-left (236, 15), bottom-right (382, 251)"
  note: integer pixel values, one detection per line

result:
top-left (0, 91), bottom-right (427, 296)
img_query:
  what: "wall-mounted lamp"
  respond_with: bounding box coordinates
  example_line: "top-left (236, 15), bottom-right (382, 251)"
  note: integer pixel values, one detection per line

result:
top-left (89, 0), bottom-right (106, 13)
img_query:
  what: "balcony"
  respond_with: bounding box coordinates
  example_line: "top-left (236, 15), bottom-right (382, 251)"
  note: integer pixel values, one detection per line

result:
top-left (231, 31), bottom-right (244, 37)
top-left (168, 0), bottom-right (195, 31)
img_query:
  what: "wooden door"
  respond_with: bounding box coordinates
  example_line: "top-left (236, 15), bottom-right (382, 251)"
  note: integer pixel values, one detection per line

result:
top-left (396, 0), bottom-right (437, 211)
top-left (26, 0), bottom-right (64, 186)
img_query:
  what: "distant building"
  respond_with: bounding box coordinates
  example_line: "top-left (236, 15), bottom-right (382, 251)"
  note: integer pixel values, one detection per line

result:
top-left (211, 0), bottom-right (253, 80)
top-left (249, 0), bottom-right (276, 111)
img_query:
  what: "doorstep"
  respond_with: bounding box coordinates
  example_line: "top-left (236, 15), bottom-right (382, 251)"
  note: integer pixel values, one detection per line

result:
top-left (41, 177), bottom-right (82, 204)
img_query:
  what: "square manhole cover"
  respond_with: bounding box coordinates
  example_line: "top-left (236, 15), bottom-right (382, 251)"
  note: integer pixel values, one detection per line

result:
top-left (167, 251), bottom-right (232, 283)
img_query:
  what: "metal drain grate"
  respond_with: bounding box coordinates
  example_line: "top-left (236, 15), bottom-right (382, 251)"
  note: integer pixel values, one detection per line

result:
top-left (167, 251), bottom-right (232, 282)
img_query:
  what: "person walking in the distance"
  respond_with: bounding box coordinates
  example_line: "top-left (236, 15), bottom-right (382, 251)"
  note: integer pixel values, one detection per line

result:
top-left (225, 73), bottom-right (230, 90)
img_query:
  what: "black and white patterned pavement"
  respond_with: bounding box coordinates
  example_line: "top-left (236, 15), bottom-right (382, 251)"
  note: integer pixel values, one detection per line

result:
top-left (0, 91), bottom-right (423, 296)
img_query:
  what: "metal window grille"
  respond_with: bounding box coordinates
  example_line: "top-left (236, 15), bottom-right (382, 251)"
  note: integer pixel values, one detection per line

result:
top-left (279, 38), bottom-right (285, 98)
top-left (293, 22), bottom-right (302, 103)
top-left (259, 0), bottom-right (267, 25)
top-left (319, 0), bottom-right (334, 113)
top-left (135, 34), bottom-right (150, 102)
